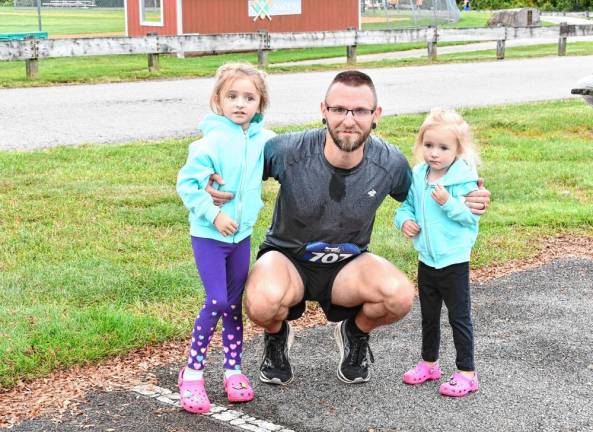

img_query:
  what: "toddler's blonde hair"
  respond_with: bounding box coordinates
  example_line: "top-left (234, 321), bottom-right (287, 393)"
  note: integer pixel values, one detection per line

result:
top-left (413, 108), bottom-right (480, 167)
top-left (210, 62), bottom-right (270, 115)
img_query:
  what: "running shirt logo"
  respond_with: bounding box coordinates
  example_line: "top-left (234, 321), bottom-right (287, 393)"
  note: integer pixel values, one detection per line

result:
top-left (368, 189), bottom-right (377, 197)
top-left (304, 241), bottom-right (361, 264)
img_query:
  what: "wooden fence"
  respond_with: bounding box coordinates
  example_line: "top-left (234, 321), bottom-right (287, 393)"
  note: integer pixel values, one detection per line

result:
top-left (1, 23), bottom-right (592, 79)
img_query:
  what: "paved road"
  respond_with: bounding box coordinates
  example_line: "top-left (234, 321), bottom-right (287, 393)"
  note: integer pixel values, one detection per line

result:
top-left (8, 257), bottom-right (593, 431)
top-left (1, 55), bottom-right (591, 151)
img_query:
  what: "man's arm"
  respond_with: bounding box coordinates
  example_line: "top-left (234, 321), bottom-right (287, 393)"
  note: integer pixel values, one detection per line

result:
top-left (205, 173), bottom-right (233, 207)
top-left (205, 135), bottom-right (279, 206)
top-left (465, 178), bottom-right (491, 215)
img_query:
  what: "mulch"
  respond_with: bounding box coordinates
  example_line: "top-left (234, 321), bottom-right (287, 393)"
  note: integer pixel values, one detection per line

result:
top-left (1, 235), bottom-right (591, 429)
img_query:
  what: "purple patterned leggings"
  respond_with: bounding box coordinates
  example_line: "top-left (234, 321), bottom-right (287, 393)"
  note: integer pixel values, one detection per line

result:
top-left (186, 236), bottom-right (251, 371)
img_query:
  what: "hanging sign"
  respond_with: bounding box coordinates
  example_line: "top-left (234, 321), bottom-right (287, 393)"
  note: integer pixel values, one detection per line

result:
top-left (248, 0), bottom-right (301, 21)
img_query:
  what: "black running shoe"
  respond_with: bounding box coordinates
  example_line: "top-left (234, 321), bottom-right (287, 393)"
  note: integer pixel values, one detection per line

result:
top-left (259, 321), bottom-right (294, 385)
top-left (334, 319), bottom-right (375, 383)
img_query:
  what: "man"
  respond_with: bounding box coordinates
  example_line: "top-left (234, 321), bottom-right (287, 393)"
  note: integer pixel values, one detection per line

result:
top-left (207, 70), bottom-right (490, 385)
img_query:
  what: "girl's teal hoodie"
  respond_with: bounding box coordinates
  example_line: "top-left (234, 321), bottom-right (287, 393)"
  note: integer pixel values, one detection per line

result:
top-left (176, 113), bottom-right (276, 243)
top-left (394, 159), bottom-right (480, 269)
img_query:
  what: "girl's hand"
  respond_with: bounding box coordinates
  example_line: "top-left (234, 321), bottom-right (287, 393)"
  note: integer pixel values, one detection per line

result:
top-left (431, 184), bottom-right (450, 206)
top-left (214, 212), bottom-right (238, 236)
top-left (402, 220), bottom-right (421, 238)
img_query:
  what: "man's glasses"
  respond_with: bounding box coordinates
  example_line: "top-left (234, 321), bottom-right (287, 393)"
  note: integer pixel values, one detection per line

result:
top-left (325, 106), bottom-right (375, 120)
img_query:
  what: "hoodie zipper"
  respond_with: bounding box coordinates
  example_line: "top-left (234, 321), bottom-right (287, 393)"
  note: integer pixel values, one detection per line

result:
top-left (233, 129), bottom-right (249, 242)
top-left (422, 180), bottom-right (435, 261)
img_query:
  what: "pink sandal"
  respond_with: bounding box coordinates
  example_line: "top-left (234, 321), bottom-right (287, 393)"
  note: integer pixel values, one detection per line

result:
top-left (439, 372), bottom-right (479, 397)
top-left (178, 367), bottom-right (211, 413)
top-left (224, 373), bottom-right (254, 403)
top-left (403, 361), bottom-right (442, 385)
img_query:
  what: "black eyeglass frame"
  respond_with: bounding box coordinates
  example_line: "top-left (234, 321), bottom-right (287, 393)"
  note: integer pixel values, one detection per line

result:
top-left (325, 105), bottom-right (376, 119)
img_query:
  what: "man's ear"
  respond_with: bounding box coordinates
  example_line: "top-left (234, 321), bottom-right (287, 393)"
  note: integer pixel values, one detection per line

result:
top-left (373, 106), bottom-right (383, 122)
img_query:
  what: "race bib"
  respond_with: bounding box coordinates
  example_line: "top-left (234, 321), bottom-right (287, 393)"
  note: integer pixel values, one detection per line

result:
top-left (303, 241), bottom-right (361, 264)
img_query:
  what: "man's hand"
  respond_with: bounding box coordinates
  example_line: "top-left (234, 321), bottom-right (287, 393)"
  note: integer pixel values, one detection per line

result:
top-left (214, 212), bottom-right (238, 237)
top-left (402, 220), bottom-right (421, 239)
top-left (206, 174), bottom-right (234, 207)
top-left (465, 178), bottom-right (491, 215)
top-left (431, 184), bottom-right (450, 206)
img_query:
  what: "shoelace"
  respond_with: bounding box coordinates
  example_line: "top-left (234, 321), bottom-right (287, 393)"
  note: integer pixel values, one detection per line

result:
top-left (348, 334), bottom-right (375, 367)
top-left (267, 334), bottom-right (287, 368)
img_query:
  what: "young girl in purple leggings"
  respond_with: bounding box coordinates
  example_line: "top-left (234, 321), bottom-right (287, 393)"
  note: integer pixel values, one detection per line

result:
top-left (176, 63), bottom-right (275, 414)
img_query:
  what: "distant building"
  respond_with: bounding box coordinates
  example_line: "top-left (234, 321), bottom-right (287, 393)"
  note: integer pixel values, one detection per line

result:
top-left (126, 0), bottom-right (360, 37)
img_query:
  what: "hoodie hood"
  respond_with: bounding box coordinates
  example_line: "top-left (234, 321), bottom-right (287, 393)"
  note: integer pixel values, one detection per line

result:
top-left (198, 113), bottom-right (264, 138)
top-left (415, 159), bottom-right (478, 187)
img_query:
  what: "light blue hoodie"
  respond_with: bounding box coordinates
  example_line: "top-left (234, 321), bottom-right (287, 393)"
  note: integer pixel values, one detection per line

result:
top-left (176, 113), bottom-right (276, 243)
top-left (394, 159), bottom-right (480, 269)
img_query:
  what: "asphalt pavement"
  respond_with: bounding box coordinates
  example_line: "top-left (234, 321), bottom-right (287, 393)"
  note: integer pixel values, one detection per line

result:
top-left (8, 257), bottom-right (593, 432)
top-left (1, 55), bottom-right (592, 151)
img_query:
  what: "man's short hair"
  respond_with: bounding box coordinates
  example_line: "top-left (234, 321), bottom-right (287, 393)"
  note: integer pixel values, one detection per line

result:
top-left (326, 70), bottom-right (378, 106)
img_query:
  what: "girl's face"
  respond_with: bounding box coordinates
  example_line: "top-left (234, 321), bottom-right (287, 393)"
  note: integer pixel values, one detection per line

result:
top-left (421, 126), bottom-right (459, 175)
top-left (219, 77), bottom-right (261, 130)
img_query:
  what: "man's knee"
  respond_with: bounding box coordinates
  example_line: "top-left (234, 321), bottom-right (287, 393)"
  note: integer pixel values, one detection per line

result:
top-left (383, 276), bottom-right (415, 319)
top-left (244, 277), bottom-right (285, 324)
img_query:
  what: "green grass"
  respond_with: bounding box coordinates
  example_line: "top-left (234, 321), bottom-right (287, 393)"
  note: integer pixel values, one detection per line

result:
top-left (0, 41), bottom-right (467, 87)
top-left (268, 41), bottom-right (593, 74)
top-left (362, 10), bottom-right (492, 30)
top-left (361, 10), bottom-right (557, 30)
top-left (2, 40), bottom-right (591, 88)
top-left (1, 99), bottom-right (592, 387)
top-left (0, 6), bottom-right (125, 35)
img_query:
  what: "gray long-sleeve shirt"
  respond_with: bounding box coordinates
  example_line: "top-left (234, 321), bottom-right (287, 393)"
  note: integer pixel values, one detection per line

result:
top-left (261, 128), bottom-right (411, 261)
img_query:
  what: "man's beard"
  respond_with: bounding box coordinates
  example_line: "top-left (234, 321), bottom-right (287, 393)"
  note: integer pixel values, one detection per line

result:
top-left (327, 126), bottom-right (371, 153)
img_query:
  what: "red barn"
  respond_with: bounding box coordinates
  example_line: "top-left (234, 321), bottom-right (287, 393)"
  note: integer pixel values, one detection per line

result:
top-left (125, 0), bottom-right (360, 37)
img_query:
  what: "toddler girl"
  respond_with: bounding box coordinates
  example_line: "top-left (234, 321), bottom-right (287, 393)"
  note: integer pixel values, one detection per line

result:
top-left (395, 108), bottom-right (481, 397)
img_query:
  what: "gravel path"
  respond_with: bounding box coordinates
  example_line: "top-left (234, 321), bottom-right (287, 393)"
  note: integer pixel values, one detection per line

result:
top-left (1, 55), bottom-right (591, 151)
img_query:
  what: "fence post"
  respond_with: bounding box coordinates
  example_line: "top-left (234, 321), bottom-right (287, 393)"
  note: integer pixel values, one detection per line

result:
top-left (146, 32), bottom-right (160, 72)
top-left (346, 27), bottom-right (357, 65)
top-left (427, 27), bottom-right (438, 61)
top-left (558, 22), bottom-right (568, 56)
top-left (346, 45), bottom-right (357, 65)
top-left (496, 39), bottom-right (506, 60)
top-left (258, 30), bottom-right (270, 67)
top-left (24, 36), bottom-right (39, 80)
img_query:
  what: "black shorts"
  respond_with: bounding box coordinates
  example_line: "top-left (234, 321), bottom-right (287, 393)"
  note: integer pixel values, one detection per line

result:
top-left (257, 246), bottom-right (364, 322)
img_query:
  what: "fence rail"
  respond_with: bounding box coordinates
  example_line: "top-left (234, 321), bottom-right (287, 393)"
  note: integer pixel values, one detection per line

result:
top-left (1, 24), bottom-right (592, 79)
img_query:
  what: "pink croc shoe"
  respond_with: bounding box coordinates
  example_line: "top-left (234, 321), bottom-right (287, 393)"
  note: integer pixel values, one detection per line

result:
top-left (403, 361), bottom-right (442, 385)
top-left (224, 373), bottom-right (254, 403)
top-left (178, 367), bottom-right (211, 414)
top-left (439, 372), bottom-right (479, 397)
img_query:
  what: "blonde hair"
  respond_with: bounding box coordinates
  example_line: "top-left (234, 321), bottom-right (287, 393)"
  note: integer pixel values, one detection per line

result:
top-left (413, 108), bottom-right (480, 167)
top-left (209, 62), bottom-right (270, 115)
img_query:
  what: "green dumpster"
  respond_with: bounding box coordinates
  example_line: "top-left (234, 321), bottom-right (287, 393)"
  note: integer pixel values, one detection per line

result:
top-left (0, 31), bottom-right (49, 41)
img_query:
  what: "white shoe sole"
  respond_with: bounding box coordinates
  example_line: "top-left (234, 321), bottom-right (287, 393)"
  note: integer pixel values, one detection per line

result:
top-left (334, 321), bottom-right (370, 384)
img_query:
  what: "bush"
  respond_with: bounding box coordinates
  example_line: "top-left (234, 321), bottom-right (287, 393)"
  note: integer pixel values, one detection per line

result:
top-left (466, 0), bottom-right (591, 10)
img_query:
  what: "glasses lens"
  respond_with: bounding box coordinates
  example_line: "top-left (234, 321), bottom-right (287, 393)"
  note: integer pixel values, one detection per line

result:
top-left (353, 108), bottom-right (373, 119)
top-left (329, 107), bottom-right (347, 115)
